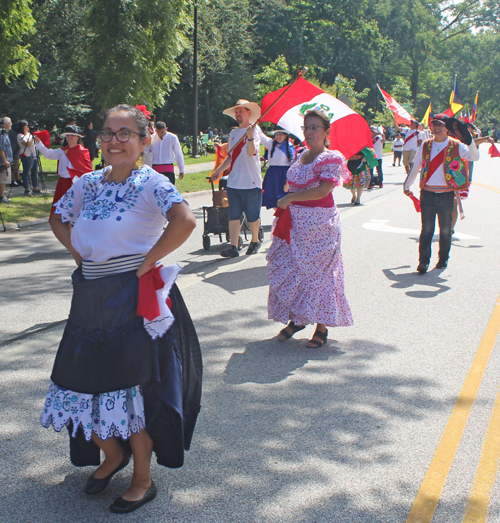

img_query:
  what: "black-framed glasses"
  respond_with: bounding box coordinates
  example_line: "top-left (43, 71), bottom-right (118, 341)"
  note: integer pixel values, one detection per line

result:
top-left (99, 129), bottom-right (143, 143)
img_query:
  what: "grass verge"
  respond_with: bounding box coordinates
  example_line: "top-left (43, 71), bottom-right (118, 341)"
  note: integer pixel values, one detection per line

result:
top-left (1, 170), bottom-right (214, 225)
top-left (0, 195), bottom-right (53, 224)
top-left (38, 152), bottom-right (215, 174)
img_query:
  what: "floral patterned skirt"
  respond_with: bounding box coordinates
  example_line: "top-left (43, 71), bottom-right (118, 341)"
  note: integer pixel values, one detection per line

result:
top-left (267, 204), bottom-right (353, 327)
top-left (41, 382), bottom-right (146, 442)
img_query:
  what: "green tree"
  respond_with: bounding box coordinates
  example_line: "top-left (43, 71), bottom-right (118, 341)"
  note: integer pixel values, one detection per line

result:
top-left (86, 0), bottom-right (190, 112)
top-left (0, 0), bottom-right (38, 85)
top-left (254, 55), bottom-right (291, 100)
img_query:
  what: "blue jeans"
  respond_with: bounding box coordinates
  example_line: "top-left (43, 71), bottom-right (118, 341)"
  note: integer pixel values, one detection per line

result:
top-left (21, 155), bottom-right (39, 190)
top-left (370, 159), bottom-right (383, 185)
top-left (419, 190), bottom-right (454, 265)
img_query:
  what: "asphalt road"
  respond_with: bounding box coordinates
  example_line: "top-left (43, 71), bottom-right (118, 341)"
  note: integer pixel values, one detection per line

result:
top-left (1, 144), bottom-right (500, 522)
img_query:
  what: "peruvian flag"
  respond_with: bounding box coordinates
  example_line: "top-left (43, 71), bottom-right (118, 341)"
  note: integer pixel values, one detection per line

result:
top-left (260, 75), bottom-right (372, 160)
top-left (489, 143), bottom-right (500, 158)
top-left (377, 85), bottom-right (413, 125)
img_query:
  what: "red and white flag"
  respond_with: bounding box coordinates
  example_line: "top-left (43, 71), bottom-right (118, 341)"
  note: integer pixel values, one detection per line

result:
top-left (489, 143), bottom-right (500, 158)
top-left (260, 75), bottom-right (372, 160)
top-left (377, 85), bottom-right (413, 125)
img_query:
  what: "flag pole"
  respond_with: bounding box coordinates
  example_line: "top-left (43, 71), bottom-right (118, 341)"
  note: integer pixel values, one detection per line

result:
top-left (227, 67), bottom-right (309, 155)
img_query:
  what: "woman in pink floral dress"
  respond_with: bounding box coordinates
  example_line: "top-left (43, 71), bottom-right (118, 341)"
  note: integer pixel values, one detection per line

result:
top-left (267, 110), bottom-right (353, 347)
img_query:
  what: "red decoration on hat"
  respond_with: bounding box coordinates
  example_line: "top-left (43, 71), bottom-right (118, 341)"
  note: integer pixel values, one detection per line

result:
top-left (136, 105), bottom-right (152, 120)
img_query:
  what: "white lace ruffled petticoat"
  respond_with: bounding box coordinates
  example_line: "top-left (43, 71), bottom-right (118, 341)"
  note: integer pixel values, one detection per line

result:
top-left (41, 382), bottom-right (146, 441)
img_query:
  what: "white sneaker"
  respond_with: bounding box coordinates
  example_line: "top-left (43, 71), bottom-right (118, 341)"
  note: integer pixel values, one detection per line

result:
top-left (0, 196), bottom-right (12, 203)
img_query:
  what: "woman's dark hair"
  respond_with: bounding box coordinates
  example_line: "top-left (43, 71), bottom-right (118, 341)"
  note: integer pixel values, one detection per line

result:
top-left (270, 133), bottom-right (292, 161)
top-left (18, 120), bottom-right (29, 133)
top-left (103, 105), bottom-right (148, 139)
top-left (304, 109), bottom-right (331, 147)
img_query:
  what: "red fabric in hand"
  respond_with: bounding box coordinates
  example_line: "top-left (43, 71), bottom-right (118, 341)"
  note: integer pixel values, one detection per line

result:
top-left (409, 192), bottom-right (421, 212)
top-left (137, 266), bottom-right (165, 321)
top-left (33, 130), bottom-right (51, 148)
top-left (489, 144), bottom-right (500, 158)
top-left (273, 207), bottom-right (291, 244)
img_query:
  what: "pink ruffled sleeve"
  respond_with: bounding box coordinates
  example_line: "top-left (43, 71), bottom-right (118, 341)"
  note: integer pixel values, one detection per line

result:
top-left (312, 150), bottom-right (351, 187)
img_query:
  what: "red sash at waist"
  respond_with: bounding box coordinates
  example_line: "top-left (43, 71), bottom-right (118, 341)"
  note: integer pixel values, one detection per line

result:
top-left (292, 193), bottom-right (334, 208)
top-left (153, 163), bottom-right (174, 173)
top-left (273, 194), bottom-right (334, 244)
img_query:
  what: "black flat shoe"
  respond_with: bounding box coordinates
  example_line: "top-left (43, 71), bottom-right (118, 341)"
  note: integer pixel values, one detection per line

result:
top-left (84, 450), bottom-right (131, 495)
top-left (110, 481), bottom-right (157, 514)
top-left (436, 260), bottom-right (448, 269)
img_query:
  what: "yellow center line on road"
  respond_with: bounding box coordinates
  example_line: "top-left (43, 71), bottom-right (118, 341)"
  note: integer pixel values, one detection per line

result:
top-left (463, 374), bottom-right (500, 522)
top-left (472, 181), bottom-right (500, 194)
top-left (406, 297), bottom-right (500, 523)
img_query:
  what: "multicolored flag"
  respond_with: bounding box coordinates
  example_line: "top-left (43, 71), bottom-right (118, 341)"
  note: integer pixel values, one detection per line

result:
top-left (471, 92), bottom-right (479, 122)
top-left (444, 76), bottom-right (464, 117)
top-left (377, 85), bottom-right (413, 125)
top-left (260, 75), bottom-right (372, 159)
top-left (421, 103), bottom-right (432, 127)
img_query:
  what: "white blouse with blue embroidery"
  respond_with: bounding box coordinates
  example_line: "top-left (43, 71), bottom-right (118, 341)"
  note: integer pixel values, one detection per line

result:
top-left (56, 165), bottom-right (185, 263)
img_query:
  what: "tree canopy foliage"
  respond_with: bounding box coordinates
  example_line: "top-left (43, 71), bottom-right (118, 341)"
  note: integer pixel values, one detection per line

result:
top-left (0, 0), bottom-right (498, 132)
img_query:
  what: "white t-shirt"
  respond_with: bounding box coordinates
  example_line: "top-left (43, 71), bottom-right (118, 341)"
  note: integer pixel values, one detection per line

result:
top-left (372, 134), bottom-right (384, 159)
top-left (392, 138), bottom-right (404, 151)
top-left (55, 165), bottom-right (185, 262)
top-left (227, 126), bottom-right (262, 189)
top-left (259, 131), bottom-right (293, 167)
top-left (404, 138), bottom-right (479, 191)
top-left (145, 132), bottom-right (184, 173)
top-left (403, 129), bottom-right (421, 151)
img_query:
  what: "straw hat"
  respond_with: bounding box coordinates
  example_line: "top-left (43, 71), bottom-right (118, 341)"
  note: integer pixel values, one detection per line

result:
top-left (223, 99), bottom-right (261, 122)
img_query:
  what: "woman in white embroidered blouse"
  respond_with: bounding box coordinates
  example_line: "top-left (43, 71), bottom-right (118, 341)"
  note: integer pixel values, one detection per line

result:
top-left (45, 105), bottom-right (200, 514)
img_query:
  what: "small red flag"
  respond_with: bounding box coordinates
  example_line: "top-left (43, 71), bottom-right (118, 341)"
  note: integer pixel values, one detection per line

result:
top-left (489, 144), bottom-right (500, 158)
top-left (408, 192), bottom-right (421, 212)
top-left (33, 130), bottom-right (51, 148)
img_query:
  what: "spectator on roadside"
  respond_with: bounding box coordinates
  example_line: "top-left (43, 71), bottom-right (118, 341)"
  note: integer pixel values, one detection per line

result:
top-left (8, 120), bottom-right (21, 186)
top-left (392, 133), bottom-right (404, 166)
top-left (82, 122), bottom-right (100, 162)
top-left (0, 116), bottom-right (14, 203)
top-left (17, 120), bottom-right (40, 196)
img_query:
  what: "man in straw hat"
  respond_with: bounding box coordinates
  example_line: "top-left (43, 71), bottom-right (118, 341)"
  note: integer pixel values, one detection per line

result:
top-left (211, 99), bottom-right (263, 257)
top-left (403, 113), bottom-right (479, 273)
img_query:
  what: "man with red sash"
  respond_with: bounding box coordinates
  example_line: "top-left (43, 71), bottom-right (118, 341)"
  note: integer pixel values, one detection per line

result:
top-left (211, 99), bottom-right (263, 258)
top-left (404, 114), bottom-right (479, 273)
top-left (402, 119), bottom-right (422, 175)
top-left (144, 121), bottom-right (184, 185)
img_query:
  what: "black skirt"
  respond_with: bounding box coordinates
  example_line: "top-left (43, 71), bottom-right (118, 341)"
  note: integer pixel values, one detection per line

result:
top-left (51, 267), bottom-right (202, 469)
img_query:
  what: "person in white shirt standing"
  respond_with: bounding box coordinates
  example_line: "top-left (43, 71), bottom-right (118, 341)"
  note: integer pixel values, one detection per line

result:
top-left (369, 126), bottom-right (384, 189)
top-left (144, 121), bottom-right (184, 185)
top-left (402, 119), bottom-right (422, 175)
top-left (211, 99), bottom-right (263, 258)
top-left (403, 114), bottom-right (479, 273)
top-left (391, 133), bottom-right (404, 166)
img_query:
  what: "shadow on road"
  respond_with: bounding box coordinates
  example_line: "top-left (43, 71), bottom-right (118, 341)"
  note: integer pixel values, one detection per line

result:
top-left (383, 265), bottom-right (450, 298)
top-left (0, 309), bottom-right (458, 523)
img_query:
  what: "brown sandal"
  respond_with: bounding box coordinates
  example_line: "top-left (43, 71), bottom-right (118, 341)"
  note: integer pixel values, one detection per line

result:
top-left (306, 329), bottom-right (328, 348)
